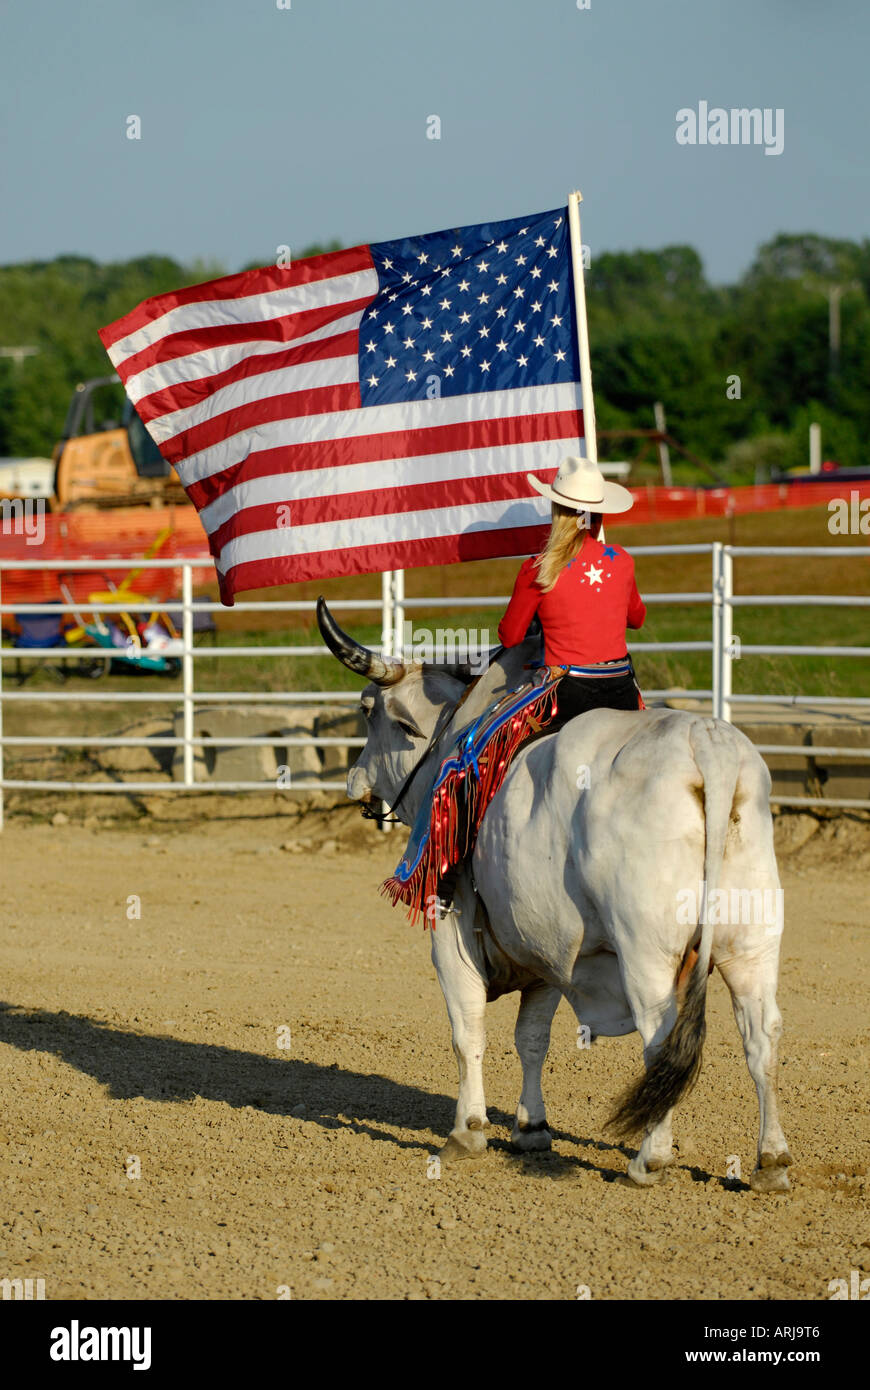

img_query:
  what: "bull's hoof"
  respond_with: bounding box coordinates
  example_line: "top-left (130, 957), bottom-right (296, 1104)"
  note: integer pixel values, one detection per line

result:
top-left (511, 1122), bottom-right (553, 1154)
top-left (626, 1154), bottom-right (667, 1187)
top-left (439, 1127), bottom-right (488, 1162)
top-left (750, 1164), bottom-right (790, 1193)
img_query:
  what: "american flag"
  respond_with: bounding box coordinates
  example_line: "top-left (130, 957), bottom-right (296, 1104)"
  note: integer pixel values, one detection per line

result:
top-left (99, 205), bottom-right (585, 604)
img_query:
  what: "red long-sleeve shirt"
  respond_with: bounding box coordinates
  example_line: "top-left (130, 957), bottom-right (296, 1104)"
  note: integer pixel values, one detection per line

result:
top-left (498, 535), bottom-right (646, 666)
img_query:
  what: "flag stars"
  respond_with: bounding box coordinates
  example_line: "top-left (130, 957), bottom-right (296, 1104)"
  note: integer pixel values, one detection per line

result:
top-left (403, 335), bottom-right (415, 349)
top-left (401, 272), bottom-right (412, 283)
top-left (553, 348), bottom-right (566, 362)
top-left (459, 311), bottom-right (471, 324)
top-left (480, 359), bottom-right (491, 372)
top-left (495, 240), bottom-right (508, 253)
top-left (381, 257), bottom-right (394, 269)
top-left (451, 244), bottom-right (462, 257)
top-left (517, 353), bottom-right (528, 366)
top-left (423, 349), bottom-right (435, 362)
top-left (405, 368), bottom-right (417, 382)
top-left (513, 286), bottom-right (525, 299)
top-left (385, 354), bottom-right (397, 368)
top-left (382, 322), bottom-right (395, 334)
top-left (441, 329), bottom-right (453, 343)
top-left (551, 314), bottom-right (563, 326)
top-left (458, 278), bottom-right (470, 292)
top-left (531, 300), bottom-right (542, 312)
top-left (530, 266), bottom-right (542, 279)
top-left (421, 316), bottom-right (433, 329)
top-left (515, 254), bottom-right (527, 266)
top-left (402, 304), bottom-right (413, 316)
top-left (365, 340), bottom-right (377, 352)
top-left (477, 292), bottom-right (490, 305)
top-left (476, 260), bottom-right (489, 273)
top-left (547, 245), bottom-right (559, 259)
top-left (461, 345), bottom-right (472, 357)
top-left (444, 363), bottom-right (455, 376)
top-left (367, 374), bottom-right (379, 387)
top-left (514, 319), bottom-right (526, 332)
top-left (547, 279), bottom-right (559, 292)
top-left (439, 298), bottom-right (451, 310)
top-left (533, 334), bottom-right (545, 347)
top-left (478, 324), bottom-right (490, 338)
top-left (496, 339), bottom-right (508, 352)
top-left (417, 252), bottom-right (429, 264)
top-left (534, 235), bottom-right (546, 247)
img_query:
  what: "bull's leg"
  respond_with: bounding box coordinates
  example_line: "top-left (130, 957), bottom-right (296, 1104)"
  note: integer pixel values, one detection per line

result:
top-left (717, 953), bottom-right (792, 1193)
top-left (511, 981), bottom-right (560, 1152)
top-left (430, 907), bottom-right (490, 1161)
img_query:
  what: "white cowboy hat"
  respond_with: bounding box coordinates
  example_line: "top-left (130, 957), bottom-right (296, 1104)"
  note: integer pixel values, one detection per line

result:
top-left (527, 455), bottom-right (634, 514)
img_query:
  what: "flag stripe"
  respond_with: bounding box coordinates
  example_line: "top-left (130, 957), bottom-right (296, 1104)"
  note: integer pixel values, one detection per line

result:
top-left (143, 344), bottom-right (359, 442)
top-left (207, 464), bottom-right (561, 558)
top-left (103, 262), bottom-right (376, 366)
top-left (188, 407), bottom-right (580, 512)
top-left (220, 523), bottom-right (551, 593)
top-left (123, 307), bottom-right (368, 406)
top-left (217, 496), bottom-right (551, 574)
top-left (98, 247), bottom-right (374, 350)
top-left (175, 382), bottom-right (582, 488)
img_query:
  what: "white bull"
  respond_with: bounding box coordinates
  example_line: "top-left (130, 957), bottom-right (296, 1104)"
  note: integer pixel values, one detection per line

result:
top-left (317, 600), bottom-right (792, 1192)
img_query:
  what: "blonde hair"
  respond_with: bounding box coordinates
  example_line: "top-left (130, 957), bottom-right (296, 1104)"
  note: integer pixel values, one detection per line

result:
top-left (534, 504), bottom-right (600, 592)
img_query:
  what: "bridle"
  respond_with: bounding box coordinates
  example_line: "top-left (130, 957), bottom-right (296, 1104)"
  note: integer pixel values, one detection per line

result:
top-left (359, 699), bottom-right (460, 826)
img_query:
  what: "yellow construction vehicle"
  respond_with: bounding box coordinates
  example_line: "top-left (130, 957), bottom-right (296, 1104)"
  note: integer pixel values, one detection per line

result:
top-left (53, 376), bottom-right (189, 509)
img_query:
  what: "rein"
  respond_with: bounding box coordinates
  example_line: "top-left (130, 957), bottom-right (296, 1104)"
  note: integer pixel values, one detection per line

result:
top-left (359, 699), bottom-right (460, 826)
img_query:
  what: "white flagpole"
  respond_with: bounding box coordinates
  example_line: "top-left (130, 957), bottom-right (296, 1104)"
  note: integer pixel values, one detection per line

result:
top-left (567, 190), bottom-right (597, 465)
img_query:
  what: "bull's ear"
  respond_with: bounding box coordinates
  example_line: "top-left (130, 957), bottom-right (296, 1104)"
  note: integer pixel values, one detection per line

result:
top-left (419, 667), bottom-right (467, 707)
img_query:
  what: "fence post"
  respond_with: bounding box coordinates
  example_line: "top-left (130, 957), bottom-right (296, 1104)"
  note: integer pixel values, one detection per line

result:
top-left (722, 547), bottom-right (734, 724)
top-left (381, 570), bottom-right (394, 658)
top-left (393, 568), bottom-right (406, 661)
top-left (712, 542), bottom-right (723, 720)
top-left (182, 564), bottom-right (194, 786)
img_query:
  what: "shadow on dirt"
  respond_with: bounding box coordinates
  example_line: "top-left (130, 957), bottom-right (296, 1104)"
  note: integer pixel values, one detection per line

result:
top-left (0, 1000), bottom-right (664, 1180)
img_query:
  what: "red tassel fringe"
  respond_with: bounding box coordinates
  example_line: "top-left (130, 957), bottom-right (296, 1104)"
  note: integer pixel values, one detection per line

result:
top-left (380, 685), bottom-right (559, 928)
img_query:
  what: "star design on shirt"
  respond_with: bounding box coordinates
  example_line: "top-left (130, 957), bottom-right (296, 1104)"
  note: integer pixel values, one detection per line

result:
top-left (603, 546), bottom-right (619, 560)
top-left (584, 564), bottom-right (604, 587)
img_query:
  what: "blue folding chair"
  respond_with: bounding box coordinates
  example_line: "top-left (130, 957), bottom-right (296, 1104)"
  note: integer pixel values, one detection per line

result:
top-left (12, 606), bottom-right (69, 685)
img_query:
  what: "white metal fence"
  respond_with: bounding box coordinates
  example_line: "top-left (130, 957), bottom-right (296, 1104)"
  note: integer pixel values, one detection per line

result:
top-left (1, 543), bottom-right (869, 826)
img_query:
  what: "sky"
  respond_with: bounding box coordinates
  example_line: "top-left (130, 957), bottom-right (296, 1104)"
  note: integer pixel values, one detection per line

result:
top-left (1, 0), bottom-right (867, 284)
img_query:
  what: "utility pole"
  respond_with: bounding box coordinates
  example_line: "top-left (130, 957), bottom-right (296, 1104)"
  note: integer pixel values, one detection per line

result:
top-left (653, 401), bottom-right (672, 485)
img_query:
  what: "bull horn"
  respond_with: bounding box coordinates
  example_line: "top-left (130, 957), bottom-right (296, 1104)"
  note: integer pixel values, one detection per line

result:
top-left (316, 596), bottom-right (406, 686)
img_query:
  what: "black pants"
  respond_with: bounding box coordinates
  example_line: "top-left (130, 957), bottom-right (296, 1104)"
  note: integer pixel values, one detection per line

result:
top-left (551, 669), bottom-right (642, 727)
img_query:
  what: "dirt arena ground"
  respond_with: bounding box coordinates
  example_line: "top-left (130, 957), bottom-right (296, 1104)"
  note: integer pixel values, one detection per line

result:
top-left (0, 806), bottom-right (867, 1301)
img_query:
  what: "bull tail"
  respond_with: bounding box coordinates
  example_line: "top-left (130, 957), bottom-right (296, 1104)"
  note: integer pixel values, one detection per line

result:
top-left (609, 719), bottom-right (740, 1138)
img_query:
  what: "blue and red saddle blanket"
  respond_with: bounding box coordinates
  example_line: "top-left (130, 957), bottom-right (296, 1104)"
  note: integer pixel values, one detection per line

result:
top-left (381, 670), bottom-right (562, 926)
